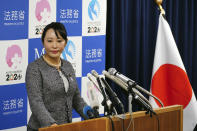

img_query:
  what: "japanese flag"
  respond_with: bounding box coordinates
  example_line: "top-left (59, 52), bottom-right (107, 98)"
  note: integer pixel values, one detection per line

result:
top-left (149, 14), bottom-right (197, 131)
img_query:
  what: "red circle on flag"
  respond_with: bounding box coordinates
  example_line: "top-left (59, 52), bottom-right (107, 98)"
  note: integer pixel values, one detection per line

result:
top-left (151, 64), bottom-right (192, 109)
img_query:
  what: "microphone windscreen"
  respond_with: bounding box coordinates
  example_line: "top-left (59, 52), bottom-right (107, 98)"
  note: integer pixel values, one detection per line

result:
top-left (91, 70), bottom-right (99, 78)
top-left (83, 106), bottom-right (95, 119)
top-left (108, 68), bottom-right (117, 75)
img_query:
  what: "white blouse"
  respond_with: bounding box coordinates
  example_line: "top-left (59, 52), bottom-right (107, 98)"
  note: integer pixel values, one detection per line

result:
top-left (58, 70), bottom-right (69, 93)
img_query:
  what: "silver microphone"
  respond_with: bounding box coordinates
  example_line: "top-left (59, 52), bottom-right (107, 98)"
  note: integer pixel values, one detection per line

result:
top-left (87, 73), bottom-right (101, 93)
top-left (100, 77), bottom-right (125, 114)
top-left (102, 70), bottom-right (128, 90)
top-left (90, 70), bottom-right (115, 115)
top-left (91, 70), bottom-right (100, 79)
top-left (108, 68), bottom-right (163, 107)
top-left (102, 70), bottom-right (152, 108)
top-left (104, 70), bottom-right (156, 114)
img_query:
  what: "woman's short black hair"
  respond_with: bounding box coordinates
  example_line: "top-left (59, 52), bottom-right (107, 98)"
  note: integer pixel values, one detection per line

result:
top-left (41, 22), bottom-right (68, 43)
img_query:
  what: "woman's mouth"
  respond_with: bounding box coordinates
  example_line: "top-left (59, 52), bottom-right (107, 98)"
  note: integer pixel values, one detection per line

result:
top-left (51, 51), bottom-right (58, 54)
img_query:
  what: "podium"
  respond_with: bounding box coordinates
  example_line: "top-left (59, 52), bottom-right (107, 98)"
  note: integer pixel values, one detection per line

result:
top-left (39, 105), bottom-right (183, 131)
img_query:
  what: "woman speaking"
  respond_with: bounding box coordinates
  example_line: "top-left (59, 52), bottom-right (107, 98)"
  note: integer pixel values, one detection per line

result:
top-left (26, 22), bottom-right (88, 131)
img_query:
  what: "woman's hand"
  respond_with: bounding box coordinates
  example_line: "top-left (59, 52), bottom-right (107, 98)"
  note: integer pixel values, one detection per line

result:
top-left (51, 123), bottom-right (58, 127)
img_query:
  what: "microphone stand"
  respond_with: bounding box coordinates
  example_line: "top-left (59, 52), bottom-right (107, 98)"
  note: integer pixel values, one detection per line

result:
top-left (127, 81), bottom-right (156, 117)
top-left (128, 93), bottom-right (133, 114)
top-left (101, 78), bottom-right (125, 114)
top-left (96, 77), bottom-right (115, 116)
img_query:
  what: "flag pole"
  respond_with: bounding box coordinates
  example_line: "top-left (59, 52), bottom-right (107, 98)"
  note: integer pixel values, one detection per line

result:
top-left (155, 0), bottom-right (165, 15)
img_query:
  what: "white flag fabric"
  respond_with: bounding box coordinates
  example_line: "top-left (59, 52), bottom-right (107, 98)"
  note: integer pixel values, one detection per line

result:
top-left (149, 14), bottom-right (197, 131)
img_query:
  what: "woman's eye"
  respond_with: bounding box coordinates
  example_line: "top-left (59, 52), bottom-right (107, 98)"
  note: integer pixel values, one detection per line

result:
top-left (47, 40), bottom-right (52, 42)
top-left (57, 40), bottom-right (63, 43)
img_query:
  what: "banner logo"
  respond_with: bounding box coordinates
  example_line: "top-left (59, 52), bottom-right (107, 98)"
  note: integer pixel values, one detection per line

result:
top-left (35, 0), bottom-right (51, 23)
top-left (35, 48), bottom-right (45, 60)
top-left (6, 45), bottom-right (22, 69)
top-left (62, 40), bottom-right (76, 61)
top-left (88, 0), bottom-right (100, 21)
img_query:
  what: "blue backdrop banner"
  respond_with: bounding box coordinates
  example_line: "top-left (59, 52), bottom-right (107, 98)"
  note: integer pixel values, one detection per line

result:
top-left (0, 0), bottom-right (106, 130)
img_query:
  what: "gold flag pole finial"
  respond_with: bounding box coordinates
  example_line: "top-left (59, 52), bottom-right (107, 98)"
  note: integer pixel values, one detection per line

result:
top-left (155, 0), bottom-right (165, 15)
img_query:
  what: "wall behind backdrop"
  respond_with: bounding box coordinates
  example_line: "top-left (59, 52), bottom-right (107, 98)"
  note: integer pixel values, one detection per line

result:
top-left (0, 0), bottom-right (106, 131)
top-left (106, 0), bottom-right (197, 114)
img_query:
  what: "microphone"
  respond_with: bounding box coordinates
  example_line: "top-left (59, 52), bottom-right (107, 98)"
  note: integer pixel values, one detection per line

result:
top-left (103, 70), bottom-right (154, 112)
top-left (133, 93), bottom-right (156, 115)
top-left (108, 68), bottom-right (164, 107)
top-left (91, 70), bottom-right (100, 79)
top-left (91, 70), bottom-right (124, 114)
top-left (87, 73), bottom-right (101, 93)
top-left (87, 81), bottom-right (100, 118)
top-left (100, 77), bottom-right (125, 114)
top-left (102, 70), bottom-right (150, 106)
top-left (91, 70), bottom-right (116, 115)
top-left (83, 106), bottom-right (95, 119)
top-left (103, 71), bottom-right (155, 114)
top-left (102, 70), bottom-right (128, 91)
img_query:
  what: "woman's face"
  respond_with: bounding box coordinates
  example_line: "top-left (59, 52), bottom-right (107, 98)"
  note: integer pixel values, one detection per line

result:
top-left (43, 28), bottom-right (66, 59)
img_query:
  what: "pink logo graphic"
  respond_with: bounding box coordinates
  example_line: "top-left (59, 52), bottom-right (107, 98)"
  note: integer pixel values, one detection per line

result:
top-left (6, 45), bottom-right (22, 69)
top-left (35, 0), bottom-right (51, 23)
